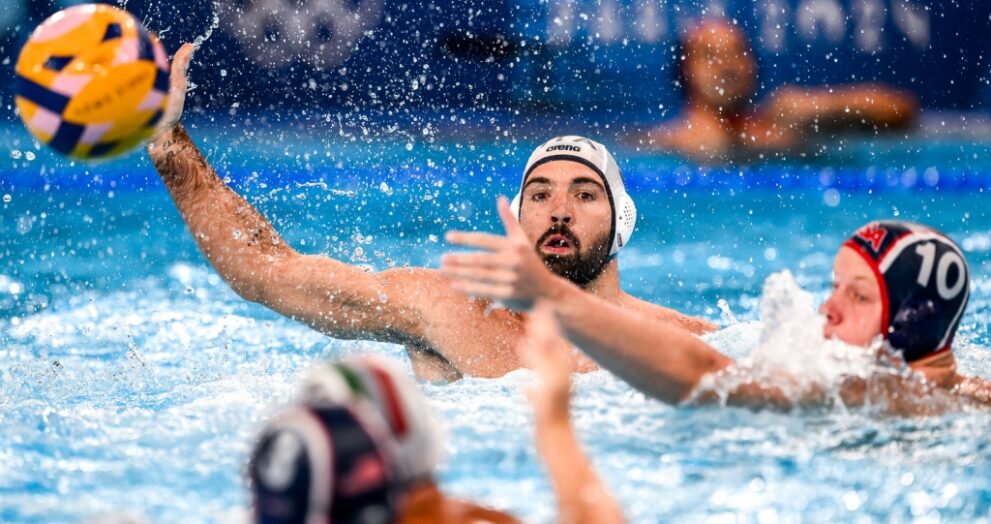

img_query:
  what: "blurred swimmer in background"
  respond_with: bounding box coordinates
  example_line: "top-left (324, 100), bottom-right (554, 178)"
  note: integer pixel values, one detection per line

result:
top-left (628, 18), bottom-right (918, 162)
top-left (249, 344), bottom-right (622, 523)
top-left (444, 201), bottom-right (991, 413)
top-left (146, 43), bottom-right (713, 382)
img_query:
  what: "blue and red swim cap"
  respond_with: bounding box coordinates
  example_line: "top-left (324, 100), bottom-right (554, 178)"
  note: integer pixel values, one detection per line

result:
top-left (843, 221), bottom-right (970, 362)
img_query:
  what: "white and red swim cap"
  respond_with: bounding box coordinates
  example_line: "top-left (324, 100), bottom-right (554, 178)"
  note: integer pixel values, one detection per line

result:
top-left (298, 356), bottom-right (444, 486)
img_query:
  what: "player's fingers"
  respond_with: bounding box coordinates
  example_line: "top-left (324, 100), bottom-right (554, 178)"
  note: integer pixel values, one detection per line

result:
top-left (440, 252), bottom-right (510, 270)
top-left (440, 265), bottom-right (516, 285)
top-left (526, 301), bottom-right (558, 346)
top-left (449, 280), bottom-right (512, 300)
top-left (172, 43), bottom-right (195, 90)
top-left (497, 196), bottom-right (527, 239)
top-left (445, 231), bottom-right (509, 251)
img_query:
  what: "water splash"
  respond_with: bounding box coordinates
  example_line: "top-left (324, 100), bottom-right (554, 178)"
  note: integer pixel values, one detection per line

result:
top-left (192, 1), bottom-right (221, 49)
top-left (691, 271), bottom-right (964, 414)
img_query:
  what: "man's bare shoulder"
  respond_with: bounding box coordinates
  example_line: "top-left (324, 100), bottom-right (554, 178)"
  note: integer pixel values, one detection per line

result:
top-left (618, 293), bottom-right (718, 334)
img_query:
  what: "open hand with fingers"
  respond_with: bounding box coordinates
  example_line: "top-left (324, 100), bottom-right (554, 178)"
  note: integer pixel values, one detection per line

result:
top-left (441, 197), bottom-right (565, 311)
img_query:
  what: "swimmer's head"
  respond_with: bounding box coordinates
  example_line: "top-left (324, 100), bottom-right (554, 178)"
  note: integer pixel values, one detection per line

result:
top-left (298, 356), bottom-right (444, 487)
top-left (821, 221), bottom-right (970, 362)
top-left (511, 136), bottom-right (637, 286)
top-left (249, 403), bottom-right (398, 524)
top-left (679, 19), bottom-right (756, 111)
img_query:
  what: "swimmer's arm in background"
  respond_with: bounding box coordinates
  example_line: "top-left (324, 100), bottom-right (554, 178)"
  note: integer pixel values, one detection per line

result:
top-left (760, 83), bottom-right (917, 132)
top-left (146, 43), bottom-right (430, 345)
top-left (442, 198), bottom-right (732, 404)
top-left (521, 303), bottom-right (625, 524)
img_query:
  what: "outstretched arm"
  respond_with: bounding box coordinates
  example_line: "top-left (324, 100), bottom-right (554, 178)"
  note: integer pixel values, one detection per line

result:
top-left (521, 303), bottom-right (625, 524)
top-left (761, 82), bottom-right (917, 132)
top-left (543, 280), bottom-right (732, 404)
top-left (442, 198), bottom-right (732, 403)
top-left (146, 44), bottom-right (426, 344)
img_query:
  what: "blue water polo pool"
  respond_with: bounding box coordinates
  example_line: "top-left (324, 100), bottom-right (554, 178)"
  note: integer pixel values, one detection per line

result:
top-left (2, 119), bottom-right (991, 522)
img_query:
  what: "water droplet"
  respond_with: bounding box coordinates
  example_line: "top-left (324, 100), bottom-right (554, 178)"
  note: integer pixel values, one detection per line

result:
top-left (232, 229), bottom-right (242, 239)
top-left (2, 194), bottom-right (11, 203)
top-left (823, 189), bottom-right (841, 207)
top-left (24, 152), bottom-right (35, 161)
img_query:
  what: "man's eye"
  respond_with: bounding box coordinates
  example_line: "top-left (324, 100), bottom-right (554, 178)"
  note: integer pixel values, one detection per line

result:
top-left (531, 192), bottom-right (547, 202)
top-left (577, 192), bottom-right (594, 201)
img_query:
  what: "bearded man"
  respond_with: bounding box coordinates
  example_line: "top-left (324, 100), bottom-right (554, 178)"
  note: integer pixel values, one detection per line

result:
top-left (148, 44), bottom-right (714, 380)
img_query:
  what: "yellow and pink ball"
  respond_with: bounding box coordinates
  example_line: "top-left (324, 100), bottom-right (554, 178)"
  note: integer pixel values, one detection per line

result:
top-left (14, 3), bottom-right (170, 160)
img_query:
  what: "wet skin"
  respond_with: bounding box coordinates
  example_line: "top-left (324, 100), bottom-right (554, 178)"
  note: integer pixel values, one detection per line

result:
top-left (519, 162), bottom-right (614, 284)
top-left (442, 211), bottom-right (991, 411)
top-left (147, 44), bottom-right (714, 381)
top-left (821, 246), bottom-right (884, 347)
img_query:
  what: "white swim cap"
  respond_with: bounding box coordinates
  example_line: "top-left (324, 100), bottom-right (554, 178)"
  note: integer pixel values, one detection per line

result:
top-left (298, 356), bottom-right (444, 486)
top-left (510, 136), bottom-right (637, 256)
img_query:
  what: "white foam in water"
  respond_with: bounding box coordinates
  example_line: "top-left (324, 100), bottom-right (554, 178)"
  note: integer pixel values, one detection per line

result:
top-left (692, 271), bottom-right (963, 413)
top-left (749, 270), bottom-right (874, 380)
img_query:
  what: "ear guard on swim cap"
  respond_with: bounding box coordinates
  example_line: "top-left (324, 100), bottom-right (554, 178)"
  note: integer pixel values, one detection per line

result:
top-left (510, 136), bottom-right (636, 257)
top-left (249, 404), bottom-right (399, 524)
top-left (298, 356), bottom-right (444, 486)
top-left (843, 221), bottom-right (970, 362)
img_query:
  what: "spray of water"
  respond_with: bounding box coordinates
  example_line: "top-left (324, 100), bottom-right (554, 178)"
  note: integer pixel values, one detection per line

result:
top-left (690, 271), bottom-right (965, 415)
top-left (192, 2), bottom-right (221, 49)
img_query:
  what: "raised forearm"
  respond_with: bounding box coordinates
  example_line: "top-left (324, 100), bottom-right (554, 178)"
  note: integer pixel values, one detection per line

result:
top-left (548, 282), bottom-right (732, 404)
top-left (537, 420), bottom-right (624, 524)
top-left (147, 124), bottom-right (293, 300)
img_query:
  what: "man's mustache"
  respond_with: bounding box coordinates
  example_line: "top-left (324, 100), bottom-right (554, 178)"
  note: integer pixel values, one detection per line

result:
top-left (535, 224), bottom-right (581, 253)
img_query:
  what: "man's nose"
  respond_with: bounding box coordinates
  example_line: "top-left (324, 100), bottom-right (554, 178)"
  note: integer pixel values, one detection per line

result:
top-left (550, 198), bottom-right (572, 224)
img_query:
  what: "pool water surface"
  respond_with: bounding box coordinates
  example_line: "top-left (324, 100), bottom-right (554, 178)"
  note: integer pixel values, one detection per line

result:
top-left (2, 129), bottom-right (991, 523)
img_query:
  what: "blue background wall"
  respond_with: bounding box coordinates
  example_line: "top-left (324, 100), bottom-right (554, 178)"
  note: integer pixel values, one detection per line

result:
top-left (2, 0), bottom-right (989, 123)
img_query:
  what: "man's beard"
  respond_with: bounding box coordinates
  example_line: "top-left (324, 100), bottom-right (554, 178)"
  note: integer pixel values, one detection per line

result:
top-left (535, 224), bottom-right (612, 287)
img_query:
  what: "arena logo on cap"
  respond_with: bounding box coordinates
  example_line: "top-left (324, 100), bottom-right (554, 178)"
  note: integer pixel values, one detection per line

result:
top-left (546, 145), bottom-right (581, 152)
